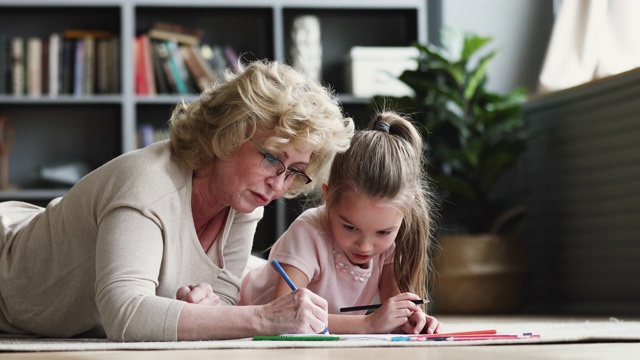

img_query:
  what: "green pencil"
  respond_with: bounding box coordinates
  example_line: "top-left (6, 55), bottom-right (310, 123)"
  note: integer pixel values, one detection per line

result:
top-left (253, 335), bottom-right (341, 341)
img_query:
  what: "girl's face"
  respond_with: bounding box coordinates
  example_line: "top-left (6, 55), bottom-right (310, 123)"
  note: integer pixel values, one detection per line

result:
top-left (324, 187), bottom-right (404, 268)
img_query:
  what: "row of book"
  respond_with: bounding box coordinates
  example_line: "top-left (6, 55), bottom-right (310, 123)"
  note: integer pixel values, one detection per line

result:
top-left (0, 30), bottom-right (120, 96)
top-left (0, 21), bottom-right (241, 97)
top-left (135, 22), bottom-right (241, 95)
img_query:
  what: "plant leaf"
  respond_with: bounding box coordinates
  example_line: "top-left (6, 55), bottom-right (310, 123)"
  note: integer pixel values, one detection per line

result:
top-left (465, 50), bottom-right (497, 100)
top-left (461, 34), bottom-right (492, 61)
top-left (415, 43), bottom-right (451, 65)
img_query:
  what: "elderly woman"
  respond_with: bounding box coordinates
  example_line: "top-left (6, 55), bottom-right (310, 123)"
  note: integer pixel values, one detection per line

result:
top-left (0, 60), bottom-right (354, 341)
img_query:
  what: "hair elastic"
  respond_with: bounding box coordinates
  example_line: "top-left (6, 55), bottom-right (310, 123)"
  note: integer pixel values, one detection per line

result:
top-left (374, 120), bottom-right (390, 133)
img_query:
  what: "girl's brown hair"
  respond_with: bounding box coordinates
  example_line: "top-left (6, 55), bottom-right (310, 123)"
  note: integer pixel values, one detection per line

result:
top-left (324, 111), bottom-right (433, 300)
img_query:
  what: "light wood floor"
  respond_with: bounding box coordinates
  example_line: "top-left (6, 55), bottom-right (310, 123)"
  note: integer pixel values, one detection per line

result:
top-left (2, 316), bottom-right (639, 360)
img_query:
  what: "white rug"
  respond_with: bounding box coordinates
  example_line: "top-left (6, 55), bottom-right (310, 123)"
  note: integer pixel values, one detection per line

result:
top-left (1, 318), bottom-right (639, 352)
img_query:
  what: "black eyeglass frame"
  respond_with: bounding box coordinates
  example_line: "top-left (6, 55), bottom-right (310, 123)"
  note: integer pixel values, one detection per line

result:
top-left (252, 141), bottom-right (313, 187)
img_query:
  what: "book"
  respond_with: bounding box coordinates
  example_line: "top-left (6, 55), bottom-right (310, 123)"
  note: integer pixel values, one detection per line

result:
top-left (63, 29), bottom-right (112, 39)
top-left (134, 35), bottom-right (148, 95)
top-left (152, 39), bottom-right (177, 93)
top-left (136, 124), bottom-right (167, 148)
top-left (223, 45), bottom-right (241, 72)
top-left (191, 44), bottom-right (220, 84)
top-left (11, 37), bottom-right (25, 96)
top-left (42, 37), bottom-right (49, 95)
top-left (60, 37), bottom-right (75, 95)
top-left (179, 44), bottom-right (212, 92)
top-left (138, 124), bottom-right (155, 148)
top-left (148, 39), bottom-right (168, 94)
top-left (107, 36), bottom-right (120, 94)
top-left (27, 37), bottom-right (43, 96)
top-left (200, 44), bottom-right (228, 80)
top-left (0, 33), bottom-right (8, 94)
top-left (164, 40), bottom-right (191, 94)
top-left (48, 33), bottom-right (60, 97)
top-left (151, 21), bottom-right (204, 38)
top-left (148, 28), bottom-right (200, 47)
top-left (141, 35), bottom-right (156, 95)
top-left (95, 38), bottom-right (109, 94)
top-left (73, 38), bottom-right (85, 96)
top-left (83, 36), bottom-right (95, 95)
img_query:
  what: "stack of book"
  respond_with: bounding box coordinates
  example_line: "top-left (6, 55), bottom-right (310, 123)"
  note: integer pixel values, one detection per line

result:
top-left (135, 21), bottom-right (241, 96)
top-left (0, 30), bottom-right (119, 96)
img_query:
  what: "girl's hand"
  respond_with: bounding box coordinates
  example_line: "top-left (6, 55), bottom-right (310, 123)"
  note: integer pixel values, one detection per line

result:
top-left (176, 283), bottom-right (221, 306)
top-left (398, 308), bottom-right (427, 334)
top-left (422, 314), bottom-right (442, 334)
top-left (398, 311), bottom-right (442, 334)
top-left (260, 288), bottom-right (329, 335)
top-left (364, 292), bottom-right (425, 333)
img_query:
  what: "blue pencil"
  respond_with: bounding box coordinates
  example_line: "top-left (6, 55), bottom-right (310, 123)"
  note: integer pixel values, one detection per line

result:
top-left (271, 259), bottom-right (298, 290)
top-left (271, 259), bottom-right (330, 334)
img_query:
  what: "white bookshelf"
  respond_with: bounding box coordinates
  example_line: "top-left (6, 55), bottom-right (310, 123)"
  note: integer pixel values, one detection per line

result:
top-left (0, 0), bottom-right (427, 250)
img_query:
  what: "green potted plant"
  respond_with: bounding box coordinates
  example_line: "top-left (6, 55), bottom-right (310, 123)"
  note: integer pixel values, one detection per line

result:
top-left (372, 29), bottom-right (529, 313)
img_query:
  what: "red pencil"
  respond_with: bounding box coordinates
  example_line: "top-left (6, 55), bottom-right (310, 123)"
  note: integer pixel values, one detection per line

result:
top-left (417, 329), bottom-right (497, 339)
top-left (422, 333), bottom-right (540, 341)
top-left (448, 334), bottom-right (540, 341)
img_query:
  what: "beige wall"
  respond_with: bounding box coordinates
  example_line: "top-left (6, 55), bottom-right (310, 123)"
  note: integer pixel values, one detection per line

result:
top-left (441, 0), bottom-right (555, 95)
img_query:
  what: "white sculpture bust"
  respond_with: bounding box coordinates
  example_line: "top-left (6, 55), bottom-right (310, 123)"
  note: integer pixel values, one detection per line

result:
top-left (290, 15), bottom-right (322, 82)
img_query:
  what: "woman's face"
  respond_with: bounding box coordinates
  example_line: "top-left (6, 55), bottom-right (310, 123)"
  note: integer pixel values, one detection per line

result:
top-left (325, 189), bottom-right (404, 268)
top-left (211, 137), bottom-right (313, 213)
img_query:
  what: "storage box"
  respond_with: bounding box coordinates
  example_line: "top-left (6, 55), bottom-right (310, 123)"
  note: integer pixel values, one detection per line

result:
top-left (346, 46), bottom-right (419, 98)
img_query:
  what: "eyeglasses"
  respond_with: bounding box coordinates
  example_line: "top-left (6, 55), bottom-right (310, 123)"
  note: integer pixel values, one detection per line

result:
top-left (252, 141), bottom-right (312, 189)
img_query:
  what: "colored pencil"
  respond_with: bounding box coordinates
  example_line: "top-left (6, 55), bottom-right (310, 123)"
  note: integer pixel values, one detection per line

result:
top-left (340, 299), bottom-right (429, 312)
top-left (271, 259), bottom-right (330, 334)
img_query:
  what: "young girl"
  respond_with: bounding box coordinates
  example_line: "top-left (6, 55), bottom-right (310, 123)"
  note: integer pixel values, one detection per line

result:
top-left (239, 111), bottom-right (441, 335)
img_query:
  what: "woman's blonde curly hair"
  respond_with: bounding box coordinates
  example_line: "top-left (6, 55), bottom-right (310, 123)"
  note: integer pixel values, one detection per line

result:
top-left (169, 60), bottom-right (355, 197)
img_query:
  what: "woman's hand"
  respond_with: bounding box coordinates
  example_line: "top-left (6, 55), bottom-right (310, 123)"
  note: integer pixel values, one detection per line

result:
top-left (259, 288), bottom-right (328, 334)
top-left (364, 292), bottom-right (426, 334)
top-left (176, 283), bottom-right (221, 306)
